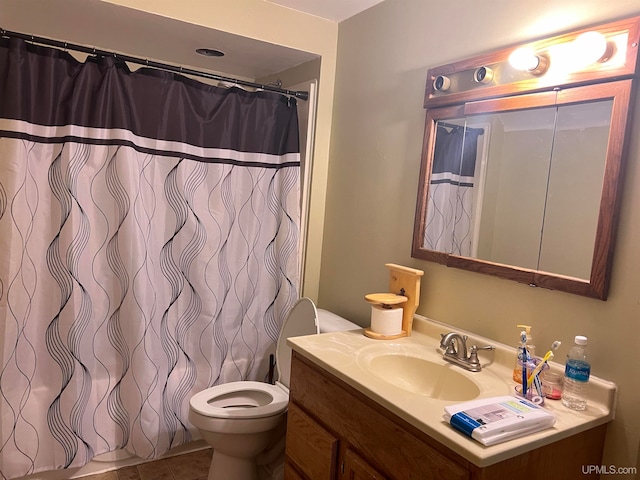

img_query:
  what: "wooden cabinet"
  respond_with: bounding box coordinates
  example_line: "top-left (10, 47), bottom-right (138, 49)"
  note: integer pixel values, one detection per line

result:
top-left (284, 402), bottom-right (338, 480)
top-left (284, 351), bottom-right (607, 480)
top-left (343, 448), bottom-right (387, 480)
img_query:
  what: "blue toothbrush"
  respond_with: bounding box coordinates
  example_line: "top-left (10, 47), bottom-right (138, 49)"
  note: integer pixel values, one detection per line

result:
top-left (521, 331), bottom-right (528, 396)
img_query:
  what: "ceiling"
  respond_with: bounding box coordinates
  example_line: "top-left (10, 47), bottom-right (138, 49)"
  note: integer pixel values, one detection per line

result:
top-left (264, 0), bottom-right (385, 22)
top-left (1, 0), bottom-right (359, 81)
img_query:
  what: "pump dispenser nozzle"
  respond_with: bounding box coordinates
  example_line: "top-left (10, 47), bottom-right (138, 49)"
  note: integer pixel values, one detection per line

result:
top-left (513, 325), bottom-right (536, 383)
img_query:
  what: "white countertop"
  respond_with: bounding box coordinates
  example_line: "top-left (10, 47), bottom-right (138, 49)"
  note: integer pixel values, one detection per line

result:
top-left (287, 315), bottom-right (617, 468)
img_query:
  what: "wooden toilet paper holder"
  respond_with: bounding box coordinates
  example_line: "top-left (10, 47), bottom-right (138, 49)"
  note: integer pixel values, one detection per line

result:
top-left (363, 263), bottom-right (424, 340)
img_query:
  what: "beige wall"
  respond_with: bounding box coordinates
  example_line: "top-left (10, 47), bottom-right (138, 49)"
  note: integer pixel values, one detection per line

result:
top-left (321, 0), bottom-right (640, 469)
top-left (102, 0), bottom-right (337, 301)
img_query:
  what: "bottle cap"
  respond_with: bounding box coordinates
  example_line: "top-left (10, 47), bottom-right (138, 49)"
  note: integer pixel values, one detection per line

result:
top-left (575, 335), bottom-right (587, 345)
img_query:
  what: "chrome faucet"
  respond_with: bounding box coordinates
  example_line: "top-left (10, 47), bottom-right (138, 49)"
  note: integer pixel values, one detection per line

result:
top-left (439, 332), bottom-right (495, 372)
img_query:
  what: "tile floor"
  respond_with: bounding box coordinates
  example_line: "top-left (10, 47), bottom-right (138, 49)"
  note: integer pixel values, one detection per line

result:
top-left (77, 448), bottom-right (212, 480)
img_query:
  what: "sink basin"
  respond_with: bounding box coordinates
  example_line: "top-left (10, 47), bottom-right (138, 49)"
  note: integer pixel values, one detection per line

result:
top-left (357, 344), bottom-right (481, 401)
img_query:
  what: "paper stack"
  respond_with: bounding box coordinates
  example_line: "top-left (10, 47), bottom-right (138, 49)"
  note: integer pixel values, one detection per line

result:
top-left (443, 396), bottom-right (556, 446)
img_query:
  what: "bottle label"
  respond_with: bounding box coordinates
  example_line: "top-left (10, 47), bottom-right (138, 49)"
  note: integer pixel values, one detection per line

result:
top-left (565, 359), bottom-right (590, 382)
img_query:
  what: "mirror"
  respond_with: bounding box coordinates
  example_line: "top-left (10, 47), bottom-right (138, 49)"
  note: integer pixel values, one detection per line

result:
top-left (423, 88), bottom-right (615, 279)
top-left (412, 16), bottom-right (640, 300)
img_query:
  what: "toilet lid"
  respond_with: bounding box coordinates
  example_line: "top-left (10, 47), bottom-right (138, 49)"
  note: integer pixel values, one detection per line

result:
top-left (276, 297), bottom-right (319, 389)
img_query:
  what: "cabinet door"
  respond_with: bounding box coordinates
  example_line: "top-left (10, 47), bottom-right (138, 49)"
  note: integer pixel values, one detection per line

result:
top-left (283, 463), bottom-right (306, 480)
top-left (343, 448), bottom-right (388, 480)
top-left (285, 402), bottom-right (339, 480)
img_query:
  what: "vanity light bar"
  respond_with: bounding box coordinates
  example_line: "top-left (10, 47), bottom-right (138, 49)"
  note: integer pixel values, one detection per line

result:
top-left (424, 15), bottom-right (640, 108)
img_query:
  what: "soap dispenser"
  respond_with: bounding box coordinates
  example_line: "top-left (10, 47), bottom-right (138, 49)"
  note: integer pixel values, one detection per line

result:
top-left (512, 325), bottom-right (536, 384)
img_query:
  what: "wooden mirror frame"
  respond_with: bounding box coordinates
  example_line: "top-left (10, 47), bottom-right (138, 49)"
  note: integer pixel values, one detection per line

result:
top-left (412, 16), bottom-right (640, 300)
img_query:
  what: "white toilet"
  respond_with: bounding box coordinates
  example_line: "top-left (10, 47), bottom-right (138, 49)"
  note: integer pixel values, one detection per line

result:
top-left (188, 298), bottom-right (358, 480)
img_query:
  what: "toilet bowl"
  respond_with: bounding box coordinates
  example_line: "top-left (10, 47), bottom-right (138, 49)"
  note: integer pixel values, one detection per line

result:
top-left (188, 298), bottom-right (358, 480)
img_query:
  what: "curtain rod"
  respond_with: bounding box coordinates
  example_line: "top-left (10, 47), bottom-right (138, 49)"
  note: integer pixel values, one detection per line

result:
top-left (438, 121), bottom-right (484, 134)
top-left (0, 28), bottom-right (309, 101)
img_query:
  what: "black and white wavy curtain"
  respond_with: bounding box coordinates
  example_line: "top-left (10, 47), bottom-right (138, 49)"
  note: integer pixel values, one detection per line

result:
top-left (424, 124), bottom-right (482, 256)
top-left (0, 38), bottom-right (300, 479)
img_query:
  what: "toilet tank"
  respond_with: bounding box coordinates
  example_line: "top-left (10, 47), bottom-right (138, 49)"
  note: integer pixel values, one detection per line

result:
top-left (317, 308), bottom-right (359, 333)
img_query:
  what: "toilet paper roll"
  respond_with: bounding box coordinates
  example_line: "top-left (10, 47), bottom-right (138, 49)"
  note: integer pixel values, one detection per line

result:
top-left (370, 304), bottom-right (403, 335)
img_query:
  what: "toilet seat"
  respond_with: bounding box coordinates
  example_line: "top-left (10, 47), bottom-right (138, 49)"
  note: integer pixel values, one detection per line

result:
top-left (190, 381), bottom-right (288, 419)
top-left (189, 298), bottom-right (322, 421)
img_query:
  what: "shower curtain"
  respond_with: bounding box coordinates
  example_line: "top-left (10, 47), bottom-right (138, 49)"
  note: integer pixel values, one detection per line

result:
top-left (0, 38), bottom-right (300, 479)
top-left (424, 124), bottom-right (482, 256)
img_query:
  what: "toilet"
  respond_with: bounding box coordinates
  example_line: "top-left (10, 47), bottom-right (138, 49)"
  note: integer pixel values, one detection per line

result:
top-left (188, 298), bottom-right (358, 480)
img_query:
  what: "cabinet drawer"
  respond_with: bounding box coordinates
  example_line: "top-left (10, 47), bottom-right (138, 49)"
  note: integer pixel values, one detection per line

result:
top-left (285, 401), bottom-right (339, 480)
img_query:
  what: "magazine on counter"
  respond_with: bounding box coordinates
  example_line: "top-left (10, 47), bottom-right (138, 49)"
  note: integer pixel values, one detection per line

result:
top-left (443, 396), bottom-right (556, 446)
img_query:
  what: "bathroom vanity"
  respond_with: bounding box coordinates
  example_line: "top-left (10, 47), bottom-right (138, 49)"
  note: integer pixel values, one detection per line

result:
top-left (282, 318), bottom-right (616, 479)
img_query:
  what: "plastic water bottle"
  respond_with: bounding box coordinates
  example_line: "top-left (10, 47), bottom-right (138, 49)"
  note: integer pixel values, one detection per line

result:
top-left (562, 336), bottom-right (590, 410)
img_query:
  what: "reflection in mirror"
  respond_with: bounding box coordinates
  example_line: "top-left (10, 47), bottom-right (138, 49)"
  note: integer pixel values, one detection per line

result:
top-left (539, 101), bottom-right (611, 278)
top-left (413, 78), bottom-right (634, 300)
top-left (424, 101), bottom-right (613, 281)
top-left (423, 122), bottom-right (484, 257)
top-left (473, 107), bottom-right (556, 272)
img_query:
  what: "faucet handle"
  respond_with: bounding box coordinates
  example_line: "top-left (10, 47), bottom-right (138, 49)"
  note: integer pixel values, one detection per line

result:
top-left (472, 344), bottom-right (495, 351)
top-left (468, 344), bottom-right (495, 365)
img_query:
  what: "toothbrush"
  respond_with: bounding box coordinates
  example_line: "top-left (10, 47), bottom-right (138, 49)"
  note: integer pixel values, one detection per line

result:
top-left (520, 331), bottom-right (528, 395)
top-left (527, 350), bottom-right (554, 391)
top-left (526, 340), bottom-right (562, 389)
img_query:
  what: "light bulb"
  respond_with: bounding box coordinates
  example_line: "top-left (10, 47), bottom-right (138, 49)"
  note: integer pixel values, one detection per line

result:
top-left (509, 47), bottom-right (540, 71)
top-left (573, 31), bottom-right (608, 66)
